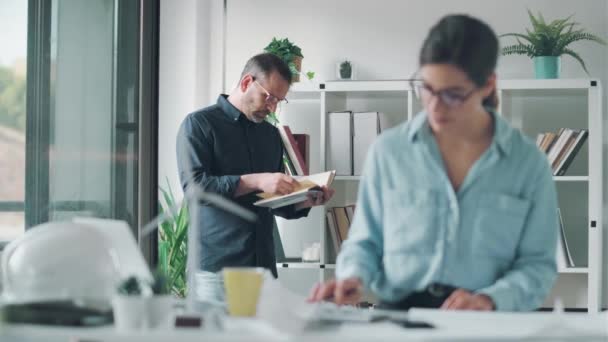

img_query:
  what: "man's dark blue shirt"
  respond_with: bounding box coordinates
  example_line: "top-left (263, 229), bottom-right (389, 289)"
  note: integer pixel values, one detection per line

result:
top-left (176, 95), bottom-right (309, 277)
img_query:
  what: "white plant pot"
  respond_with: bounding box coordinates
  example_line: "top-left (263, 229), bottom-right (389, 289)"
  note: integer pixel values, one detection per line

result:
top-left (146, 295), bottom-right (174, 329)
top-left (112, 295), bottom-right (146, 331)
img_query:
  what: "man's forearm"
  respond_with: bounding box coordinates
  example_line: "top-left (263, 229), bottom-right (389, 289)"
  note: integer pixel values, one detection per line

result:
top-left (234, 174), bottom-right (260, 197)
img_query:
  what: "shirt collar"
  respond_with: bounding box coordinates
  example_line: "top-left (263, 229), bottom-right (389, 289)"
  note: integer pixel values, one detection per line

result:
top-left (217, 94), bottom-right (243, 121)
top-left (407, 109), bottom-right (512, 156)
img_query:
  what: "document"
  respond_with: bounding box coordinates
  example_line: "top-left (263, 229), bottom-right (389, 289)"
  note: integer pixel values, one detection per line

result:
top-left (254, 171), bottom-right (336, 209)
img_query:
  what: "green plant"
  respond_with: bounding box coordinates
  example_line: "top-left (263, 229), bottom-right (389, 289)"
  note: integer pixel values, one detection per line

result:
top-left (117, 276), bottom-right (145, 296)
top-left (501, 9), bottom-right (606, 75)
top-left (265, 112), bottom-right (280, 125)
top-left (158, 179), bottom-right (189, 297)
top-left (339, 60), bottom-right (352, 79)
top-left (262, 38), bottom-right (315, 125)
top-left (264, 37), bottom-right (304, 77)
top-left (150, 269), bottom-right (171, 295)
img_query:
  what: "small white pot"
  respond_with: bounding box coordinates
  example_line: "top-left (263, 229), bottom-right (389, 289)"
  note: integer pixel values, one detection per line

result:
top-left (146, 295), bottom-right (174, 329)
top-left (112, 295), bottom-right (146, 331)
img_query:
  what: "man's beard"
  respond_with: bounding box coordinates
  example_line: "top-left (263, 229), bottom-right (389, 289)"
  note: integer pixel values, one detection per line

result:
top-left (249, 111), bottom-right (269, 123)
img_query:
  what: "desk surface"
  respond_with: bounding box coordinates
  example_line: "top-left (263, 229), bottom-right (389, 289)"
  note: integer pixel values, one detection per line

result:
top-left (2, 309), bottom-right (607, 342)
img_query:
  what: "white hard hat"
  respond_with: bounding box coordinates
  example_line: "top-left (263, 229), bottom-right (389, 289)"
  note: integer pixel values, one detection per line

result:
top-left (1, 221), bottom-right (121, 304)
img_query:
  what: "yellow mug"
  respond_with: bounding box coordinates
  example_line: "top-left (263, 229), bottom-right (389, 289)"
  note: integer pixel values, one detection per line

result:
top-left (223, 267), bottom-right (265, 317)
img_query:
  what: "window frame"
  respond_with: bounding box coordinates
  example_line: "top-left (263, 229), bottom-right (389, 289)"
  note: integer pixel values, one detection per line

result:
top-left (1, 0), bottom-right (160, 269)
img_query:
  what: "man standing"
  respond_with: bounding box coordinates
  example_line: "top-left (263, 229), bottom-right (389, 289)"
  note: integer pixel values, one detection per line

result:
top-left (177, 53), bottom-right (334, 307)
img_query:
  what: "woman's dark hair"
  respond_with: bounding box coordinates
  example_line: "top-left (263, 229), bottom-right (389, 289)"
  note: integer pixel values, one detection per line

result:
top-left (419, 14), bottom-right (499, 109)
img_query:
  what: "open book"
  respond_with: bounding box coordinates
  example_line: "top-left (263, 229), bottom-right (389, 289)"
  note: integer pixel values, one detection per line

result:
top-left (254, 170), bottom-right (336, 209)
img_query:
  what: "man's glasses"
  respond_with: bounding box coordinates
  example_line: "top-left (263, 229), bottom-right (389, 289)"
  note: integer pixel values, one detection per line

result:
top-left (410, 79), bottom-right (476, 109)
top-left (253, 79), bottom-right (289, 106)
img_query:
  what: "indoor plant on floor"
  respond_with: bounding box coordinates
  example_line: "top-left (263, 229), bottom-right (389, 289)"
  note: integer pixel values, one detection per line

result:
top-left (158, 179), bottom-right (189, 298)
top-left (501, 10), bottom-right (606, 79)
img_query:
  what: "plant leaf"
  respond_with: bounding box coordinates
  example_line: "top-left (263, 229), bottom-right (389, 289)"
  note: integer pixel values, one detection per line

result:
top-left (501, 44), bottom-right (535, 57)
top-left (500, 33), bottom-right (534, 45)
top-left (563, 48), bottom-right (590, 75)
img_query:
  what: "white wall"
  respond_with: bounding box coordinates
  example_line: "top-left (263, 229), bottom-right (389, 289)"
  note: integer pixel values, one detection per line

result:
top-left (224, 0), bottom-right (607, 87)
top-left (159, 0), bottom-right (608, 307)
top-left (158, 0), bottom-right (224, 197)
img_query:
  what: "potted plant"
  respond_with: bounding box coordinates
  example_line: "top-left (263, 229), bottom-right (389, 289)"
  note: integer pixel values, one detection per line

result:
top-left (158, 179), bottom-right (188, 298)
top-left (338, 60), bottom-right (353, 80)
top-left (263, 37), bottom-right (304, 82)
top-left (501, 10), bottom-right (606, 79)
top-left (113, 276), bottom-right (148, 331)
top-left (146, 270), bottom-right (174, 329)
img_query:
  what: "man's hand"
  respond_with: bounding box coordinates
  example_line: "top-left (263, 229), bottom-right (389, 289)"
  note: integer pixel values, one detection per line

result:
top-left (256, 173), bottom-right (299, 195)
top-left (440, 289), bottom-right (495, 311)
top-left (307, 278), bottom-right (363, 305)
top-left (295, 185), bottom-right (335, 211)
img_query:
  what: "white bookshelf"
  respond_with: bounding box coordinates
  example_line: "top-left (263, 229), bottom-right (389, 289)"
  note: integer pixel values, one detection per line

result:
top-left (276, 80), bottom-right (413, 291)
top-left (278, 79), bottom-right (603, 312)
top-left (498, 78), bottom-right (603, 312)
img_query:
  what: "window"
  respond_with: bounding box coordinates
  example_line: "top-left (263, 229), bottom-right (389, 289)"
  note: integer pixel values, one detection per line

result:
top-left (0, 0), bottom-right (28, 243)
top-left (1, 0), bottom-right (160, 262)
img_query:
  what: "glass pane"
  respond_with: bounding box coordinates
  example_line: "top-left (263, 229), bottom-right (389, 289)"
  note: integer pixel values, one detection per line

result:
top-left (23, 0), bottom-right (140, 230)
top-left (0, 212), bottom-right (25, 242)
top-left (48, 0), bottom-right (116, 222)
top-left (0, 0), bottom-right (28, 240)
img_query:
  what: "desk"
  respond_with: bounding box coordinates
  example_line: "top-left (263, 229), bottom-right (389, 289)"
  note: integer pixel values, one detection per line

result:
top-left (2, 309), bottom-right (607, 341)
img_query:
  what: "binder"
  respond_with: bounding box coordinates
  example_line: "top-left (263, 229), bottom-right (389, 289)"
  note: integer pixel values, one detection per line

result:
top-left (328, 111), bottom-right (353, 175)
top-left (353, 112), bottom-right (381, 175)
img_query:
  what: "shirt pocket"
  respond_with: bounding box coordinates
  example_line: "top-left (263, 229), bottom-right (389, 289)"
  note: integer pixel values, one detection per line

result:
top-left (383, 188), bottom-right (441, 254)
top-left (472, 192), bottom-right (531, 261)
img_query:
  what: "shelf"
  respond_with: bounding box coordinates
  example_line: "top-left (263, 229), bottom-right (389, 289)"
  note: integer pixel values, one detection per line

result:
top-left (289, 82), bottom-right (321, 92)
top-left (553, 176), bottom-right (589, 182)
top-left (288, 83), bottom-right (322, 101)
top-left (498, 78), bottom-right (598, 90)
top-left (276, 262), bottom-right (335, 269)
top-left (276, 262), bottom-right (320, 269)
top-left (335, 175), bottom-right (362, 181)
top-left (322, 79), bottom-right (413, 92)
top-left (558, 267), bottom-right (588, 274)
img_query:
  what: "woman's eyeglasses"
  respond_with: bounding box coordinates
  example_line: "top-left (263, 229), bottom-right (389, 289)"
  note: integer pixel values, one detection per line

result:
top-left (410, 79), bottom-right (476, 109)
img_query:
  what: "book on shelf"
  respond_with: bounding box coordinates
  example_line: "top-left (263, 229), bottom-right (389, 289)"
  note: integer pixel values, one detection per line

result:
top-left (555, 130), bottom-right (587, 176)
top-left (293, 134), bottom-right (310, 171)
top-left (556, 208), bottom-right (575, 268)
top-left (535, 128), bottom-right (588, 176)
top-left (325, 205), bottom-right (357, 256)
top-left (332, 206), bottom-right (353, 243)
top-left (282, 151), bottom-right (297, 176)
top-left (345, 204), bottom-right (356, 223)
top-left (326, 211), bottom-right (341, 254)
top-left (254, 170), bottom-right (336, 209)
top-left (278, 125), bottom-right (308, 176)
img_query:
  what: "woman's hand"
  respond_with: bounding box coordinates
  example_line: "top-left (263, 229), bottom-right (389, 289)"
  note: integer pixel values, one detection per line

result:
top-left (307, 278), bottom-right (363, 305)
top-left (440, 289), bottom-right (495, 310)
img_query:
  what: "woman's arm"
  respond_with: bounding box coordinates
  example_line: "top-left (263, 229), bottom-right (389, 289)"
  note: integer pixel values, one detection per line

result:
top-left (475, 159), bottom-right (559, 311)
